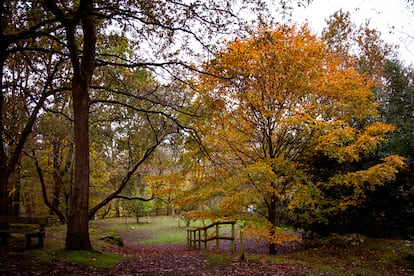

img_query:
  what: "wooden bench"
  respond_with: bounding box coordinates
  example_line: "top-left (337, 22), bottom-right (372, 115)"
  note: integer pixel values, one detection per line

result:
top-left (0, 216), bottom-right (48, 248)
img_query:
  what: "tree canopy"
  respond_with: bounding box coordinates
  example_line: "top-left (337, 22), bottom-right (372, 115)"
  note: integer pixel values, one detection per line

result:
top-left (189, 24), bottom-right (406, 254)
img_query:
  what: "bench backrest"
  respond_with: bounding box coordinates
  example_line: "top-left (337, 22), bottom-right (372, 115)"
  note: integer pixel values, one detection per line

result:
top-left (0, 216), bottom-right (48, 231)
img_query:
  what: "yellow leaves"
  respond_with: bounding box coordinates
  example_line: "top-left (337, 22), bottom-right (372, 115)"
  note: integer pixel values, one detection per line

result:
top-left (381, 154), bottom-right (407, 169)
top-left (316, 121), bottom-right (397, 163)
top-left (267, 228), bottom-right (302, 245)
top-left (244, 161), bottom-right (275, 184)
top-left (315, 121), bottom-right (357, 162)
top-left (218, 190), bottom-right (251, 216)
top-left (202, 24), bottom-right (330, 102)
top-left (320, 154), bottom-right (407, 213)
top-left (244, 218), bottom-right (301, 245)
top-left (287, 154), bottom-right (407, 224)
top-left (145, 173), bottom-right (190, 199)
top-left (288, 183), bottom-right (324, 212)
top-left (365, 121), bottom-right (396, 136)
top-left (186, 210), bottom-right (216, 222)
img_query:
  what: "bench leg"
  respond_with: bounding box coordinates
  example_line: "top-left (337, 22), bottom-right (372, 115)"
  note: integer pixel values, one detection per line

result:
top-left (25, 233), bottom-right (45, 248)
top-left (0, 232), bottom-right (10, 245)
top-left (25, 235), bottom-right (31, 248)
top-left (39, 234), bottom-right (44, 247)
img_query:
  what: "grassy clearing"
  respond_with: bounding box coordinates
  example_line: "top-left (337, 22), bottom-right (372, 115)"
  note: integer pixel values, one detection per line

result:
top-left (91, 216), bottom-right (188, 245)
top-left (4, 216), bottom-right (413, 275)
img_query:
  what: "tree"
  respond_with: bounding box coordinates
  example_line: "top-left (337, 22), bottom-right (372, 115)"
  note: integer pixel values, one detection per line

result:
top-left (319, 9), bottom-right (413, 238)
top-left (193, 24), bottom-right (405, 254)
top-left (33, 109), bottom-right (73, 224)
top-left (381, 59), bottom-right (414, 160)
top-left (36, 0), bottom-right (271, 250)
top-left (39, 0), bottom-right (97, 250)
top-left (322, 9), bottom-right (395, 82)
top-left (371, 59), bottom-right (414, 238)
top-left (0, 0), bottom-right (62, 217)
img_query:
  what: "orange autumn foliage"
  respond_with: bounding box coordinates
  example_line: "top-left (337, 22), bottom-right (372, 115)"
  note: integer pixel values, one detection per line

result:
top-left (188, 24), bottom-right (406, 253)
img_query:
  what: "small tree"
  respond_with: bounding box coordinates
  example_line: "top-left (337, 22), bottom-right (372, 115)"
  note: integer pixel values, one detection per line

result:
top-left (126, 186), bottom-right (155, 223)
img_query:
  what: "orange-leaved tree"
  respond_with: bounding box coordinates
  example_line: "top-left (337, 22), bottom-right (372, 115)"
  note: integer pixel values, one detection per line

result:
top-left (192, 24), bottom-right (406, 254)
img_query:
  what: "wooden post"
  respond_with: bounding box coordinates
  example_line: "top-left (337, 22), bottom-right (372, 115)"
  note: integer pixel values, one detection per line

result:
top-left (204, 228), bottom-right (207, 249)
top-left (215, 224), bottom-right (219, 250)
top-left (240, 225), bottom-right (245, 260)
top-left (192, 230), bottom-right (196, 247)
top-left (231, 222), bottom-right (235, 253)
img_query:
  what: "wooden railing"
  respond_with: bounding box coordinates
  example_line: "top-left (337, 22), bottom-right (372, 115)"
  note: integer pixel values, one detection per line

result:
top-left (187, 221), bottom-right (237, 252)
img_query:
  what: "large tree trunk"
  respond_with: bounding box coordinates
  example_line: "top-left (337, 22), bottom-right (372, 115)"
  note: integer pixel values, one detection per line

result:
top-left (63, 0), bottom-right (96, 250)
top-left (65, 76), bottom-right (91, 250)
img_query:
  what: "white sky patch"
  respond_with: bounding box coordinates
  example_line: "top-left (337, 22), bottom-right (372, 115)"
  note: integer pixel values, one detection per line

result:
top-left (292, 0), bottom-right (414, 65)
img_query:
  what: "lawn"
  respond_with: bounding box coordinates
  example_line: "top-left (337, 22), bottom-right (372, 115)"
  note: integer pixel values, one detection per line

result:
top-left (0, 216), bottom-right (413, 275)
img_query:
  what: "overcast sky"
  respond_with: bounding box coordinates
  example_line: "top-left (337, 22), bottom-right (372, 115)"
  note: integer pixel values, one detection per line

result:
top-left (291, 0), bottom-right (414, 65)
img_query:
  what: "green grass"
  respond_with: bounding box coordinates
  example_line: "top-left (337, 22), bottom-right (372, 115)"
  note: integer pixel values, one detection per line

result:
top-left (16, 220), bottom-right (127, 272)
top-left (144, 226), bottom-right (186, 244)
top-left (33, 248), bottom-right (123, 269)
top-left (205, 252), bottom-right (234, 269)
top-left (90, 216), bottom-right (239, 245)
top-left (91, 216), bottom-right (189, 245)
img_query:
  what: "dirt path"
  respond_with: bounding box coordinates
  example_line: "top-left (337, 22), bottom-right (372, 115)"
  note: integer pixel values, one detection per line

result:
top-left (102, 222), bottom-right (309, 275)
top-left (109, 243), bottom-right (308, 275)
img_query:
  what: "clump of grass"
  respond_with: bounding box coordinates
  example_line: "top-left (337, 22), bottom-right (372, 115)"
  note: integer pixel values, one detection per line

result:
top-left (33, 248), bottom-right (123, 269)
top-left (99, 231), bottom-right (124, 246)
top-left (205, 252), bottom-right (234, 269)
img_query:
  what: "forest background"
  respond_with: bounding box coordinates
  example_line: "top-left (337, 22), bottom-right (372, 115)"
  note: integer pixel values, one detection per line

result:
top-left (1, 0), bottom-right (413, 254)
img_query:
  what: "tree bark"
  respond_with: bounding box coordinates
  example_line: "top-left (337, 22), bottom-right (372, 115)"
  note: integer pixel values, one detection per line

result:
top-left (268, 194), bottom-right (277, 255)
top-left (65, 73), bottom-right (92, 250)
